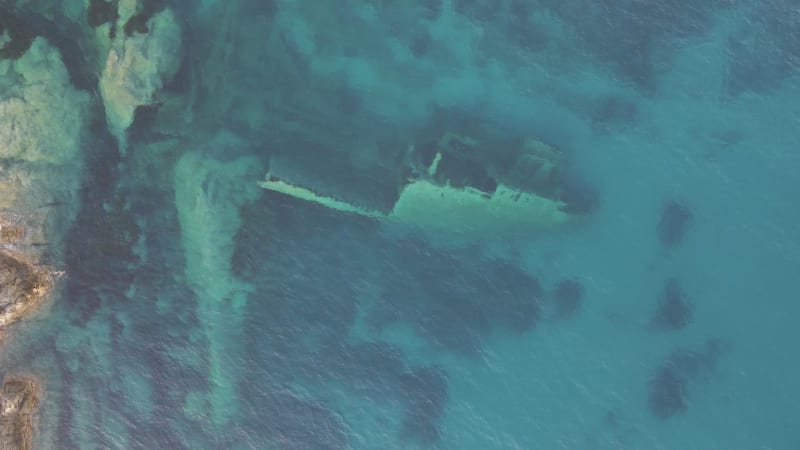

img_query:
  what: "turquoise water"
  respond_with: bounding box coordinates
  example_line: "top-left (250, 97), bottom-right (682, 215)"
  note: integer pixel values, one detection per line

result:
top-left (2, 1), bottom-right (800, 449)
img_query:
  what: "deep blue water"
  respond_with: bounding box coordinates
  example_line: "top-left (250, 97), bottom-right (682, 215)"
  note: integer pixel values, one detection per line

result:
top-left (2, 1), bottom-right (800, 449)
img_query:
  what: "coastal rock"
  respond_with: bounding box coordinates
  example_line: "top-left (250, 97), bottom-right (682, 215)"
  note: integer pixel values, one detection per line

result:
top-left (99, 5), bottom-right (182, 149)
top-left (0, 377), bottom-right (38, 450)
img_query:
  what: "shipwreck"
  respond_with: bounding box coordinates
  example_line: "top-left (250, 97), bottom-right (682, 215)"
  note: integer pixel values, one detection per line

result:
top-left (258, 111), bottom-right (582, 237)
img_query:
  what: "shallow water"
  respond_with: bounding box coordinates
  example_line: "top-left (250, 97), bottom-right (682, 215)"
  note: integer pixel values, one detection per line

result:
top-left (2, 1), bottom-right (800, 449)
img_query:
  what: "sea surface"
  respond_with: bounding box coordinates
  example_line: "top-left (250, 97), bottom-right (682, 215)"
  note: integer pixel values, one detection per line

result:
top-left (2, 1), bottom-right (800, 449)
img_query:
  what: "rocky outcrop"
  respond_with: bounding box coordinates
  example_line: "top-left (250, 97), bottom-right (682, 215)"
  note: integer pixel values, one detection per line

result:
top-left (0, 377), bottom-right (38, 450)
top-left (0, 250), bottom-right (50, 329)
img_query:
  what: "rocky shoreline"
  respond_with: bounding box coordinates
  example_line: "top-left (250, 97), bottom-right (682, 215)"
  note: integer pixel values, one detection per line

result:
top-left (0, 377), bottom-right (38, 450)
top-left (0, 248), bottom-right (51, 330)
top-left (1, 219), bottom-right (48, 450)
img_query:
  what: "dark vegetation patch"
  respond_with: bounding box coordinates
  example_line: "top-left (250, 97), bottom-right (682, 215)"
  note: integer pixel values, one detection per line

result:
top-left (454, 0), bottom-right (501, 23)
top-left (369, 238), bottom-right (542, 355)
top-left (62, 117), bottom-right (139, 326)
top-left (87, 0), bottom-right (118, 28)
top-left (648, 278), bottom-right (692, 331)
top-left (0, 6), bottom-right (97, 89)
top-left (539, 0), bottom-right (735, 91)
top-left (336, 83), bottom-right (363, 115)
top-left (658, 199), bottom-right (692, 248)
top-left (724, 1), bottom-right (800, 97)
top-left (552, 278), bottom-right (584, 319)
top-left (419, 0), bottom-right (443, 21)
top-left (236, 193), bottom-right (549, 443)
top-left (410, 29), bottom-right (432, 58)
top-left (398, 366), bottom-right (449, 444)
top-left (238, 389), bottom-right (350, 450)
top-left (560, 173), bottom-right (600, 215)
top-left (123, 0), bottom-right (167, 37)
top-left (0, 14), bottom-right (36, 60)
top-left (647, 339), bottom-right (726, 419)
top-left (507, 2), bottom-right (550, 53)
top-left (588, 95), bottom-right (639, 131)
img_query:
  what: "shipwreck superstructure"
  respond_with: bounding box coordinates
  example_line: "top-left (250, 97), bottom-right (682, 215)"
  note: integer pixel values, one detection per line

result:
top-left (259, 110), bottom-right (576, 236)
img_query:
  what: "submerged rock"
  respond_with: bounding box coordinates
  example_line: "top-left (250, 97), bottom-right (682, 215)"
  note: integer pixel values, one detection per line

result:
top-left (0, 377), bottom-right (38, 450)
top-left (99, 2), bottom-right (182, 150)
top-left (0, 37), bottom-right (90, 164)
